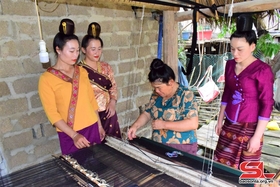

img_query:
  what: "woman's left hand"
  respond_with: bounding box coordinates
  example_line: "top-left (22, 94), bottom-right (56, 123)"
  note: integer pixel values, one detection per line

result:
top-left (247, 136), bottom-right (261, 153)
top-left (99, 126), bottom-right (106, 141)
top-left (152, 119), bottom-right (166, 130)
top-left (106, 100), bottom-right (116, 118)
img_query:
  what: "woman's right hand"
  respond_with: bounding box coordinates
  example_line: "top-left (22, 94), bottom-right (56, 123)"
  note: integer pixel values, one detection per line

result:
top-left (215, 122), bottom-right (223, 135)
top-left (72, 133), bottom-right (90, 149)
top-left (127, 126), bottom-right (137, 140)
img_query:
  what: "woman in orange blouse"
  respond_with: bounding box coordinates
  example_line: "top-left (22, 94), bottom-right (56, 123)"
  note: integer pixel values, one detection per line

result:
top-left (38, 19), bottom-right (105, 155)
top-left (78, 22), bottom-right (121, 139)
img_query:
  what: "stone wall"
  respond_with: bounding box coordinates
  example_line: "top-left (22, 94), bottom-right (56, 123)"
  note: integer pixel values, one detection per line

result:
top-left (0, 0), bottom-right (157, 175)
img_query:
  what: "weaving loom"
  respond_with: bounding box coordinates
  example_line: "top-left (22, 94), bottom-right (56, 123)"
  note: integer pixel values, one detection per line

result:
top-left (0, 136), bottom-right (253, 187)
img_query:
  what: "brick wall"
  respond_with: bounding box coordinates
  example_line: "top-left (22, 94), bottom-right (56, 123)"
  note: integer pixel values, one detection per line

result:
top-left (0, 0), bottom-right (157, 175)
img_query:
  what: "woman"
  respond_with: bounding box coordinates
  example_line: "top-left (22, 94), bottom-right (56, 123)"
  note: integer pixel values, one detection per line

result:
top-left (38, 19), bottom-right (105, 155)
top-left (127, 58), bottom-right (198, 155)
top-left (78, 22), bottom-right (121, 139)
top-left (214, 29), bottom-right (274, 169)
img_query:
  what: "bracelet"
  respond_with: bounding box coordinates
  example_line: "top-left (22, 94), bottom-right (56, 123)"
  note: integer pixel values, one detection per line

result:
top-left (72, 132), bottom-right (79, 139)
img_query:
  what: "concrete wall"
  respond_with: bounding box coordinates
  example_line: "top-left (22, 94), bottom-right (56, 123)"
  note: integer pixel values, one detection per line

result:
top-left (0, 0), bottom-right (157, 175)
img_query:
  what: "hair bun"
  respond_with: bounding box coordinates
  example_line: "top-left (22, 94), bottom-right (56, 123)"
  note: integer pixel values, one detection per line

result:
top-left (87, 22), bottom-right (101, 38)
top-left (59, 18), bottom-right (75, 35)
top-left (236, 14), bottom-right (253, 32)
top-left (150, 58), bottom-right (165, 70)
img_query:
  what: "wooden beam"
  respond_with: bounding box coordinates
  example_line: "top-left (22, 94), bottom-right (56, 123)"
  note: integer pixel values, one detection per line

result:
top-left (175, 0), bottom-right (280, 22)
top-left (36, 0), bottom-right (179, 11)
top-left (163, 11), bottom-right (178, 80)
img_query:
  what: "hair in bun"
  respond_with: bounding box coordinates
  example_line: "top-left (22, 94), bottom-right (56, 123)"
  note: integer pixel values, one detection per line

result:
top-left (148, 58), bottom-right (175, 83)
top-left (87, 22), bottom-right (101, 38)
top-left (230, 14), bottom-right (257, 45)
top-left (53, 18), bottom-right (79, 56)
top-left (81, 22), bottom-right (103, 50)
top-left (236, 14), bottom-right (253, 32)
top-left (59, 18), bottom-right (75, 35)
top-left (150, 58), bottom-right (165, 71)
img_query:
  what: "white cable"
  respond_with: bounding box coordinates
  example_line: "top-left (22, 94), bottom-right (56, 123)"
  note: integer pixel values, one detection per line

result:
top-left (35, 0), bottom-right (49, 63)
top-left (35, 0), bottom-right (42, 40)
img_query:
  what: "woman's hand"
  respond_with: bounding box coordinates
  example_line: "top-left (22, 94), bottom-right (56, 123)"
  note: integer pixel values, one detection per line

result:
top-left (72, 133), bottom-right (90, 149)
top-left (98, 126), bottom-right (106, 141)
top-left (215, 122), bottom-right (223, 135)
top-left (106, 100), bottom-right (116, 118)
top-left (152, 119), bottom-right (166, 130)
top-left (127, 126), bottom-right (137, 140)
top-left (247, 136), bottom-right (261, 153)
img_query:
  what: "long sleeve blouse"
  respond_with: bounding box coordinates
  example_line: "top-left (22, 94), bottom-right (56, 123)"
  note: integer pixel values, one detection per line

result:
top-left (38, 66), bottom-right (99, 131)
top-left (221, 59), bottom-right (274, 123)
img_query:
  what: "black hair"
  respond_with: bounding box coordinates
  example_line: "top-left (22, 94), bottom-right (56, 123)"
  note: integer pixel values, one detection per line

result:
top-left (230, 30), bottom-right (257, 45)
top-left (230, 14), bottom-right (257, 45)
top-left (148, 58), bottom-right (175, 83)
top-left (81, 22), bottom-right (103, 49)
top-left (53, 18), bottom-right (79, 55)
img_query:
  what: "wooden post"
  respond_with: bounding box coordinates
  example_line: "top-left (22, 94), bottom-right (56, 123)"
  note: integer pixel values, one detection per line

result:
top-left (163, 10), bottom-right (178, 81)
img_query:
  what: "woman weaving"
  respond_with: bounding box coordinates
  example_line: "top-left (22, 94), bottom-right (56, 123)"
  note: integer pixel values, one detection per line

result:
top-left (38, 19), bottom-right (105, 155)
top-left (78, 22), bottom-right (121, 139)
top-left (127, 58), bottom-right (199, 154)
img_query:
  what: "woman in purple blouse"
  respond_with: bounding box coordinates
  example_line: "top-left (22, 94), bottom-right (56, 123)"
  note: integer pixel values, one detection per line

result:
top-left (214, 29), bottom-right (274, 169)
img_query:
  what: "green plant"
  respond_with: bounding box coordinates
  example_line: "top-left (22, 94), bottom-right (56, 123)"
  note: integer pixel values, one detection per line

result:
top-left (205, 17), bottom-right (236, 38)
top-left (178, 46), bottom-right (187, 66)
top-left (255, 33), bottom-right (280, 58)
top-left (218, 22), bottom-right (236, 38)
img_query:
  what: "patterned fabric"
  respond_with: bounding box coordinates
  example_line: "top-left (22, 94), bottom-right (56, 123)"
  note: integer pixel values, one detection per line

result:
top-left (99, 110), bottom-right (121, 139)
top-left (145, 84), bottom-right (198, 145)
top-left (78, 61), bottom-right (117, 112)
top-left (47, 66), bottom-right (80, 128)
top-left (214, 119), bottom-right (262, 169)
top-left (78, 60), bottom-right (121, 138)
top-left (166, 142), bottom-right (197, 155)
top-left (221, 59), bottom-right (274, 123)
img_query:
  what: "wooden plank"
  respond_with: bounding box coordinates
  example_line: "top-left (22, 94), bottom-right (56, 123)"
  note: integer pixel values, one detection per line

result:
top-left (197, 121), bottom-right (218, 150)
top-left (264, 130), bottom-right (280, 138)
top-left (261, 154), bottom-right (280, 173)
top-left (262, 144), bottom-right (280, 157)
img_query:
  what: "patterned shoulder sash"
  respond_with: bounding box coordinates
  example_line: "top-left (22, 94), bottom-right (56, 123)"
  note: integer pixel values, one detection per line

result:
top-left (78, 61), bottom-right (112, 92)
top-left (47, 66), bottom-right (80, 128)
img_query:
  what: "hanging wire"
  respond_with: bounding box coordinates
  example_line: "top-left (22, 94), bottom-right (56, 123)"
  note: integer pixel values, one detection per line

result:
top-left (124, 5), bottom-right (146, 140)
top-left (35, 0), bottom-right (43, 40)
top-left (198, 1), bottom-right (235, 184)
top-left (189, 19), bottom-right (204, 88)
top-left (38, 0), bottom-right (60, 13)
top-left (35, 0), bottom-right (60, 40)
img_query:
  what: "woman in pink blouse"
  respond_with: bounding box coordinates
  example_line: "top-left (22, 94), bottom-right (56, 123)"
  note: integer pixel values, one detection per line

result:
top-left (78, 22), bottom-right (121, 139)
top-left (214, 28), bottom-right (274, 169)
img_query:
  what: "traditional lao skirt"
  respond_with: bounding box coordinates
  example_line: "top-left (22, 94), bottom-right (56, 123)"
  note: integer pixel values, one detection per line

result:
top-left (58, 122), bottom-right (101, 155)
top-left (214, 119), bottom-right (262, 169)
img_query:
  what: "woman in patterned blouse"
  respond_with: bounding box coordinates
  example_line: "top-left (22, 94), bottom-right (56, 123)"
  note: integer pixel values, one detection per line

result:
top-left (128, 58), bottom-right (199, 155)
